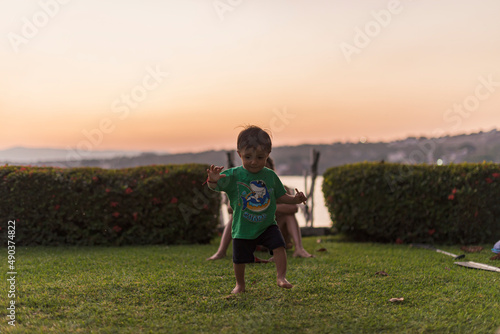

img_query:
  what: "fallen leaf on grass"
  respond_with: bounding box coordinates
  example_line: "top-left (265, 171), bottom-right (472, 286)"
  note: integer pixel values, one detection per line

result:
top-left (316, 248), bottom-right (327, 252)
top-left (460, 246), bottom-right (483, 253)
top-left (316, 239), bottom-right (322, 243)
top-left (389, 297), bottom-right (404, 303)
top-left (490, 254), bottom-right (500, 260)
top-left (375, 271), bottom-right (389, 276)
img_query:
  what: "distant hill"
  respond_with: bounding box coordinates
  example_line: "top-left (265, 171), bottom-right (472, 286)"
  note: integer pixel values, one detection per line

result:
top-left (3, 129), bottom-right (500, 175)
top-left (0, 147), bottom-right (143, 163)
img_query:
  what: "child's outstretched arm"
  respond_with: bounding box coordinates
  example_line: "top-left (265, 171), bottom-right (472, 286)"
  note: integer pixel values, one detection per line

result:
top-left (277, 188), bottom-right (307, 205)
top-left (206, 165), bottom-right (226, 189)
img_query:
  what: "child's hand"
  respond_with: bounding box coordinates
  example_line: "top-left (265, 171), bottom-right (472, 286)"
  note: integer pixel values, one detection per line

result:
top-left (294, 188), bottom-right (307, 205)
top-left (207, 165), bottom-right (226, 183)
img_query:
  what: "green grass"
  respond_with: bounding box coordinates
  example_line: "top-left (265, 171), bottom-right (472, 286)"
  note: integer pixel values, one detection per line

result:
top-left (1, 237), bottom-right (499, 333)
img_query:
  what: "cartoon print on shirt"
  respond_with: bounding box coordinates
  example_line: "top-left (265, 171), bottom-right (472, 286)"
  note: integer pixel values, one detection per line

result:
top-left (238, 180), bottom-right (271, 213)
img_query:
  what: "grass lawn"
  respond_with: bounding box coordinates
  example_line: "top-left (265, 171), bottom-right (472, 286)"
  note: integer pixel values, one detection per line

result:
top-left (1, 236), bottom-right (499, 333)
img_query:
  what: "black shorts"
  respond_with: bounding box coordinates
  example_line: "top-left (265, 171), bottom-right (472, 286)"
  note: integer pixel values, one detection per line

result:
top-left (232, 225), bottom-right (286, 264)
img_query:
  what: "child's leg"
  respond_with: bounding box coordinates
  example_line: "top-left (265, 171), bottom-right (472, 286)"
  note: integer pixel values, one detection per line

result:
top-left (206, 217), bottom-right (233, 260)
top-left (276, 215), bottom-right (293, 249)
top-left (282, 215), bottom-right (313, 258)
top-left (232, 263), bottom-right (246, 294)
top-left (231, 238), bottom-right (256, 294)
top-left (272, 246), bottom-right (293, 289)
top-left (257, 225), bottom-right (293, 289)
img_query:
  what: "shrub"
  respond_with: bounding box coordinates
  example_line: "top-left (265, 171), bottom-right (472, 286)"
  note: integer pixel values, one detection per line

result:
top-left (322, 162), bottom-right (500, 244)
top-left (0, 164), bottom-right (221, 246)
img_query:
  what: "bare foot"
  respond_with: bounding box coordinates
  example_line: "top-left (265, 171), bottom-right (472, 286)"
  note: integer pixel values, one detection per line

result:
top-left (293, 248), bottom-right (314, 258)
top-left (277, 279), bottom-right (293, 289)
top-left (206, 253), bottom-right (226, 261)
top-left (231, 285), bottom-right (245, 294)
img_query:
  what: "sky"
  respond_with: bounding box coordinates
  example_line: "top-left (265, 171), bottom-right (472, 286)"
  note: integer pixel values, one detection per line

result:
top-left (1, 0), bottom-right (500, 154)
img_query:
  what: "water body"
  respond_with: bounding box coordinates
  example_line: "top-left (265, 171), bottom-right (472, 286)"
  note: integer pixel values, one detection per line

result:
top-left (219, 175), bottom-right (332, 228)
top-left (281, 175), bottom-right (331, 228)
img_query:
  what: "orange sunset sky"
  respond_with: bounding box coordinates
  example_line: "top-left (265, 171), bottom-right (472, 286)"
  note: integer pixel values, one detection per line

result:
top-left (1, 0), bottom-right (500, 154)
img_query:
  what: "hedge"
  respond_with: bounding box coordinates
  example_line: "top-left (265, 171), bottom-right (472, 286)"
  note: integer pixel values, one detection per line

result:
top-left (322, 162), bottom-right (500, 244)
top-left (0, 164), bottom-right (221, 246)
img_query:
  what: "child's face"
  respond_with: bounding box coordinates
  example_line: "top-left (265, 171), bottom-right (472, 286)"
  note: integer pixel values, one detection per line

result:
top-left (237, 146), bottom-right (270, 174)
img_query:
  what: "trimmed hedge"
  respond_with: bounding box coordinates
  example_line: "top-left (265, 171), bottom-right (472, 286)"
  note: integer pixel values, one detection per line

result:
top-left (322, 162), bottom-right (500, 244)
top-left (0, 164), bottom-right (221, 246)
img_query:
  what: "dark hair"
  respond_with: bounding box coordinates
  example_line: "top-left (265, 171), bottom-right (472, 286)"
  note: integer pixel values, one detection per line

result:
top-left (237, 125), bottom-right (272, 152)
top-left (266, 156), bottom-right (275, 170)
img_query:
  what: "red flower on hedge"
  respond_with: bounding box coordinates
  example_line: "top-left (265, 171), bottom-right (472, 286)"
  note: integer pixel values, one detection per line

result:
top-left (474, 211), bottom-right (479, 217)
top-left (451, 188), bottom-right (457, 194)
top-left (113, 225), bottom-right (122, 232)
top-left (428, 229), bottom-right (436, 236)
top-left (170, 197), bottom-right (178, 204)
top-left (493, 173), bottom-right (500, 178)
top-left (105, 188), bottom-right (111, 193)
top-left (110, 201), bottom-right (119, 207)
top-left (152, 197), bottom-right (161, 204)
top-left (396, 238), bottom-right (403, 244)
top-left (448, 194), bottom-right (455, 200)
top-left (54, 204), bottom-right (60, 211)
top-left (132, 212), bottom-right (138, 221)
top-left (112, 212), bottom-right (120, 218)
top-left (486, 178), bottom-right (493, 184)
top-left (125, 187), bottom-right (133, 194)
top-left (92, 176), bottom-right (98, 182)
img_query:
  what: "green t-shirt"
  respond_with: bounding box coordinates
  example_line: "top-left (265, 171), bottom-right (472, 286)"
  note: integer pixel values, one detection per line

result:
top-left (214, 166), bottom-right (287, 239)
